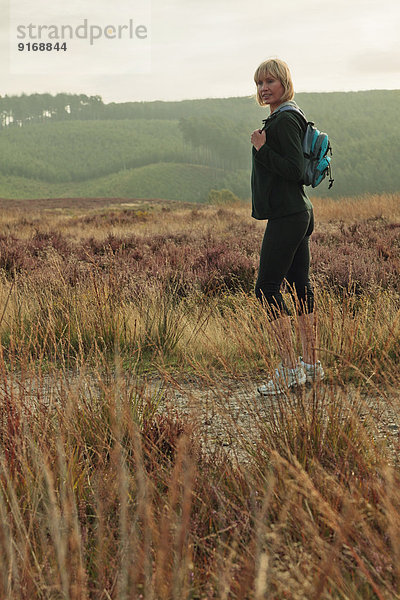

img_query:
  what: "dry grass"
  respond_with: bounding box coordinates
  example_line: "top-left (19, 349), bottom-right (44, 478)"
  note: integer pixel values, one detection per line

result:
top-left (312, 193), bottom-right (400, 224)
top-left (0, 346), bottom-right (400, 599)
top-left (1, 191), bottom-right (399, 238)
top-left (0, 193), bottom-right (399, 598)
top-left (0, 193), bottom-right (398, 377)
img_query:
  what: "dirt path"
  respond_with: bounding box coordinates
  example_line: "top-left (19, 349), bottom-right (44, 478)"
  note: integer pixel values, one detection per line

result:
top-left (2, 369), bottom-right (399, 464)
top-left (148, 374), bottom-right (400, 464)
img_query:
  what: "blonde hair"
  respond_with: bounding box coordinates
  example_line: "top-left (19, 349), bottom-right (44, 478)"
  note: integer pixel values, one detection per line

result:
top-left (254, 58), bottom-right (295, 106)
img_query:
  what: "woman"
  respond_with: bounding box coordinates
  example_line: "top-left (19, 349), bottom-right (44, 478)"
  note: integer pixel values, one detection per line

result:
top-left (250, 58), bottom-right (324, 395)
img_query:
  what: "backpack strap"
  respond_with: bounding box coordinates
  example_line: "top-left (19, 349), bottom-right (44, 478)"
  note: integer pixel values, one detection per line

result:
top-left (262, 104), bottom-right (309, 131)
top-left (276, 104), bottom-right (307, 121)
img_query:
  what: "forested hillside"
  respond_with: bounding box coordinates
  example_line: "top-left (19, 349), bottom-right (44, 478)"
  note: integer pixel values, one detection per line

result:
top-left (0, 90), bottom-right (399, 200)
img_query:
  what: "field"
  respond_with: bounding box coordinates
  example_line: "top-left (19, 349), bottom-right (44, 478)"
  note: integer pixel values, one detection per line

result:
top-left (0, 193), bottom-right (399, 599)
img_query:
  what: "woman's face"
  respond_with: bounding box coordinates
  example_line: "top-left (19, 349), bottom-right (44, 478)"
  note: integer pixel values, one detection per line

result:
top-left (257, 73), bottom-right (285, 110)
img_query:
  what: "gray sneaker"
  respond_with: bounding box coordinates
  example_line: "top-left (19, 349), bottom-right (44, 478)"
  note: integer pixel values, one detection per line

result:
top-left (257, 363), bottom-right (307, 396)
top-left (299, 357), bottom-right (325, 383)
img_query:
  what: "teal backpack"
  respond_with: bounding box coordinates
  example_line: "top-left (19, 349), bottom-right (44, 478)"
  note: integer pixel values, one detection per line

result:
top-left (262, 105), bottom-right (334, 189)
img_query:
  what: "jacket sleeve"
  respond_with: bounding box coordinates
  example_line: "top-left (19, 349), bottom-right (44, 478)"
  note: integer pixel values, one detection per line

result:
top-left (253, 114), bottom-right (304, 182)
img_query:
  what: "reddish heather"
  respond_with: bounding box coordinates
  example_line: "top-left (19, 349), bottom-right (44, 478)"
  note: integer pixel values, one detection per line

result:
top-left (0, 213), bottom-right (398, 296)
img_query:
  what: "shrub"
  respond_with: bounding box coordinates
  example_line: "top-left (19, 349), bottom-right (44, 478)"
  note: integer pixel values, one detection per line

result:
top-left (207, 188), bottom-right (241, 206)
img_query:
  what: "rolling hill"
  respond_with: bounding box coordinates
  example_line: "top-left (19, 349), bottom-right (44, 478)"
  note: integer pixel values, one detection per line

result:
top-left (0, 90), bottom-right (399, 201)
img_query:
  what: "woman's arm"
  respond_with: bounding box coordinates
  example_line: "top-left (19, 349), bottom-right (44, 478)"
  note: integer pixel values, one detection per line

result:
top-left (253, 115), bottom-right (304, 182)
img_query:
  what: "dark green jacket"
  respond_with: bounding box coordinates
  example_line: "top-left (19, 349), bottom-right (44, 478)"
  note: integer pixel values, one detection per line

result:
top-left (251, 102), bottom-right (313, 220)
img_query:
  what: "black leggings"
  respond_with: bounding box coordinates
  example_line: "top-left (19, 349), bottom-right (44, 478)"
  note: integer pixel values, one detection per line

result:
top-left (255, 209), bottom-right (314, 320)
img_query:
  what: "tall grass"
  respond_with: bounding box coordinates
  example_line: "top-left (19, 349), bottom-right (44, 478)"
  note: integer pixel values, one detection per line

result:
top-left (0, 193), bottom-right (399, 598)
top-left (0, 274), bottom-right (398, 385)
top-left (0, 341), bottom-right (399, 598)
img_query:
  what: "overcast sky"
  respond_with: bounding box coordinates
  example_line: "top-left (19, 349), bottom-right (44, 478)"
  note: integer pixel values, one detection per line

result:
top-left (1, 0), bottom-right (399, 103)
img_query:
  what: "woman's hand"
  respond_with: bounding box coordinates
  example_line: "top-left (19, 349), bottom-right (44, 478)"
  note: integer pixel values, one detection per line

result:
top-left (251, 129), bottom-right (266, 151)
